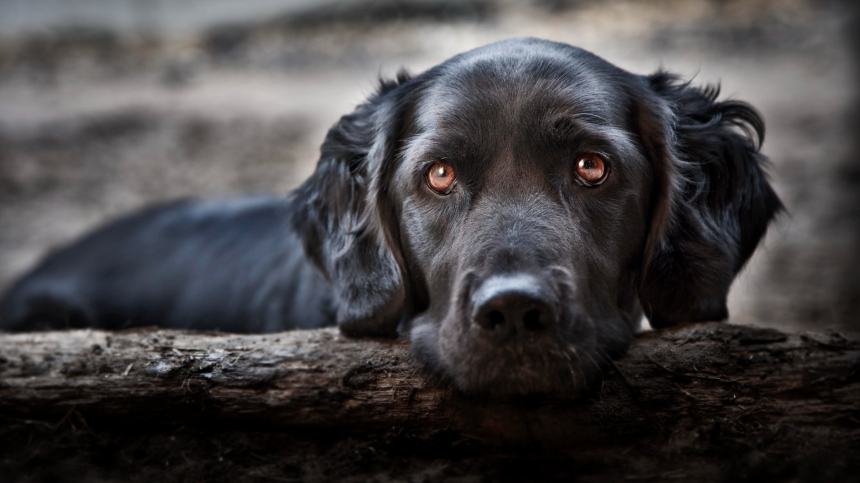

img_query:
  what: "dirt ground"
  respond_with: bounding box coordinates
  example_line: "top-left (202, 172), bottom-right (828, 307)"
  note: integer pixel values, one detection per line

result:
top-left (0, 0), bottom-right (857, 331)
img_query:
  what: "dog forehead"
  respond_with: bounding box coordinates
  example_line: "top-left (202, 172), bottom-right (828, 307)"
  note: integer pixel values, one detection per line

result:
top-left (415, 47), bottom-right (627, 135)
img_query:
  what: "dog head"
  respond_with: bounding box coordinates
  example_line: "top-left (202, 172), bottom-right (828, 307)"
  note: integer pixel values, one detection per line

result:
top-left (294, 38), bottom-right (782, 396)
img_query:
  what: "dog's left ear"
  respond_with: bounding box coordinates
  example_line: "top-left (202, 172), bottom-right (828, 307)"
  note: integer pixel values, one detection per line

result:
top-left (634, 72), bottom-right (784, 328)
top-left (293, 74), bottom-right (415, 337)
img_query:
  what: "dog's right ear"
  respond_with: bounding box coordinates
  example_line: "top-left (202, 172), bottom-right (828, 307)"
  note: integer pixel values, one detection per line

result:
top-left (292, 73), bottom-right (415, 337)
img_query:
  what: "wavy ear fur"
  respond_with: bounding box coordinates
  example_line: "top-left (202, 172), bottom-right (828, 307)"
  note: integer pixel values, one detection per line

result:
top-left (293, 73), bottom-right (414, 337)
top-left (637, 72), bottom-right (784, 328)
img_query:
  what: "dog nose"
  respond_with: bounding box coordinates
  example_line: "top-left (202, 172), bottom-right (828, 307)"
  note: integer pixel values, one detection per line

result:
top-left (471, 274), bottom-right (557, 335)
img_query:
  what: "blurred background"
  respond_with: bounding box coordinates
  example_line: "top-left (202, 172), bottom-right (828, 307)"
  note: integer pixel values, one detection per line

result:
top-left (0, 0), bottom-right (856, 333)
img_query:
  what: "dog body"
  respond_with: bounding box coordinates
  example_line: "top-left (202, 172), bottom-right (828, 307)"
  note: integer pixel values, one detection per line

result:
top-left (0, 196), bottom-right (336, 333)
top-left (0, 39), bottom-right (782, 395)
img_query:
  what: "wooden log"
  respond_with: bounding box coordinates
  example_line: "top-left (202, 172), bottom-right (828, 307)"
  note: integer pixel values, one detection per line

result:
top-left (1, 323), bottom-right (858, 481)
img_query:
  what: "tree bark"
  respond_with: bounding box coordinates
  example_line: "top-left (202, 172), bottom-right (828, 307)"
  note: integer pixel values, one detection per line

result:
top-left (1, 323), bottom-right (858, 482)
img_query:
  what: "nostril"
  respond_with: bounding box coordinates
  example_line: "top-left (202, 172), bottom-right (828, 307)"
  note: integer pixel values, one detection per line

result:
top-left (475, 303), bottom-right (553, 334)
top-left (522, 309), bottom-right (544, 331)
top-left (486, 310), bottom-right (506, 330)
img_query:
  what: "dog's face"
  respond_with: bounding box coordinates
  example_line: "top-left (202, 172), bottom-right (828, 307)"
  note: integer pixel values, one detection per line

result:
top-left (295, 38), bottom-right (782, 396)
top-left (395, 48), bottom-right (654, 394)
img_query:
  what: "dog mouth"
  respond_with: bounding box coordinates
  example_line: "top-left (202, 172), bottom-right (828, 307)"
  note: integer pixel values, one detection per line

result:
top-left (439, 331), bottom-right (595, 396)
top-left (410, 267), bottom-right (605, 397)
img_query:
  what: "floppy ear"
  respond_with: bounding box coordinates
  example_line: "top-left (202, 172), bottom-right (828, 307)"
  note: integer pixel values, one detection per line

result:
top-left (636, 72), bottom-right (784, 328)
top-left (293, 74), bottom-right (414, 337)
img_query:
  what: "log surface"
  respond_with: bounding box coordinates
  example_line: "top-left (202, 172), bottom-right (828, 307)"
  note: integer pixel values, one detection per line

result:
top-left (1, 323), bottom-right (859, 482)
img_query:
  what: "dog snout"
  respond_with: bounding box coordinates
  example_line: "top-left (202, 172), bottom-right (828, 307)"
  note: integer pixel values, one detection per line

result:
top-left (470, 274), bottom-right (557, 336)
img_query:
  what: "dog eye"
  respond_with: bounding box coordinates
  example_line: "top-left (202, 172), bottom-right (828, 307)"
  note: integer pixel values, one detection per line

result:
top-left (574, 153), bottom-right (607, 185)
top-left (427, 162), bottom-right (456, 193)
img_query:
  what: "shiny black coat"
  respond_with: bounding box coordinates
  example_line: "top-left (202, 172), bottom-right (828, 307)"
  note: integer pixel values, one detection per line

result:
top-left (0, 38), bottom-right (782, 395)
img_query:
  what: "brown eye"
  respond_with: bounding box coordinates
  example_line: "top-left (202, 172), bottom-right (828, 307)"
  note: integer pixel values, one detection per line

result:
top-left (575, 153), bottom-right (607, 185)
top-left (427, 162), bottom-right (456, 193)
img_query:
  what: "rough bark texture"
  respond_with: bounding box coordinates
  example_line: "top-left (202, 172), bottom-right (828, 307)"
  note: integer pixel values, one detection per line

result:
top-left (1, 322), bottom-right (859, 482)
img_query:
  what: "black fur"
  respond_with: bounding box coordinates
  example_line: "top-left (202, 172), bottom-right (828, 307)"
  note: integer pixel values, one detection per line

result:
top-left (0, 39), bottom-right (782, 395)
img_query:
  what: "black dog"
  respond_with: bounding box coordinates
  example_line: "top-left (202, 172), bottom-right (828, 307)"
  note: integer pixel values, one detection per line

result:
top-left (0, 38), bottom-right (782, 395)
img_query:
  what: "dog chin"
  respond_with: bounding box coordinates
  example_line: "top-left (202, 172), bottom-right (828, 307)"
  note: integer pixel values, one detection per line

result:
top-left (410, 316), bottom-right (591, 397)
